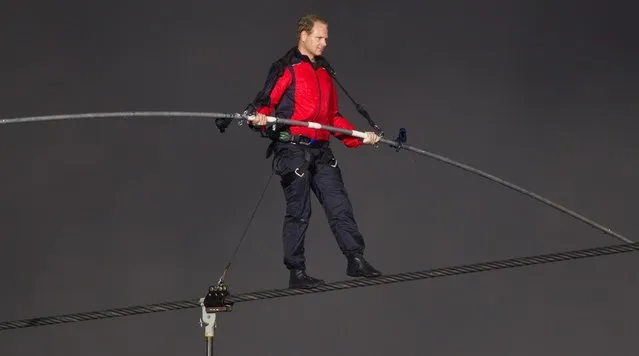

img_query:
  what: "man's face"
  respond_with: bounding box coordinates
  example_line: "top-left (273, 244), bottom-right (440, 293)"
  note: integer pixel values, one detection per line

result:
top-left (302, 22), bottom-right (328, 58)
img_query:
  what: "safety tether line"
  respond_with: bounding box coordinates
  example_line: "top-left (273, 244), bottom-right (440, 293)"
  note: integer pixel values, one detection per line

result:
top-left (217, 171), bottom-right (275, 285)
top-left (0, 111), bottom-right (632, 244)
top-left (1, 241), bottom-right (637, 332)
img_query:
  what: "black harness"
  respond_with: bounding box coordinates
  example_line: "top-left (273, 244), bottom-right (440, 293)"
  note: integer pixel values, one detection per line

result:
top-left (265, 131), bottom-right (329, 159)
top-left (273, 138), bottom-right (337, 188)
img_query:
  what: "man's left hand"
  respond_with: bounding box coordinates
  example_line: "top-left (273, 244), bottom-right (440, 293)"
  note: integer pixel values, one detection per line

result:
top-left (362, 131), bottom-right (381, 145)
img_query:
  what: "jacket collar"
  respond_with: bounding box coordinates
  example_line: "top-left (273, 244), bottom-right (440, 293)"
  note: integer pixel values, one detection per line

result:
top-left (281, 46), bottom-right (329, 70)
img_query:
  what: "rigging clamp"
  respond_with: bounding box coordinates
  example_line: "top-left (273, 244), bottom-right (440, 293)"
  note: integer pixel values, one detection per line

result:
top-left (199, 282), bottom-right (234, 356)
top-left (393, 127), bottom-right (407, 152)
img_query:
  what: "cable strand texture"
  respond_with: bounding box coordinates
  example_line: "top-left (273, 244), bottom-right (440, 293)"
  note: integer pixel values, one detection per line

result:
top-left (1, 241), bottom-right (637, 332)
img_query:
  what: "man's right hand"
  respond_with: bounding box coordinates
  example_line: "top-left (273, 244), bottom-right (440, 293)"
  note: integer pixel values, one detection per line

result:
top-left (362, 131), bottom-right (381, 145)
top-left (251, 112), bottom-right (269, 126)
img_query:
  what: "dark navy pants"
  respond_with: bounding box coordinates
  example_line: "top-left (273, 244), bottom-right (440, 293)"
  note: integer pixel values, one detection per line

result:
top-left (270, 141), bottom-right (366, 270)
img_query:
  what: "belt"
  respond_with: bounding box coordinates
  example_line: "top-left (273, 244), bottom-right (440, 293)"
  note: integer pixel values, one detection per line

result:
top-left (266, 134), bottom-right (329, 159)
top-left (288, 134), bottom-right (328, 147)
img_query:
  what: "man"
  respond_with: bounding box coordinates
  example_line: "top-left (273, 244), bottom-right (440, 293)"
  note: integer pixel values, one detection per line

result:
top-left (247, 14), bottom-right (382, 289)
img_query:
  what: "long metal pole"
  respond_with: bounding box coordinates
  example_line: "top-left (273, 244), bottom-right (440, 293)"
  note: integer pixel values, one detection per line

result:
top-left (0, 110), bottom-right (631, 244)
top-left (248, 114), bottom-right (633, 244)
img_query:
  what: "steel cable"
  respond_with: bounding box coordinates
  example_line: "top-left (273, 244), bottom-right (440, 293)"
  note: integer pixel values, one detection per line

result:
top-left (1, 241), bottom-right (637, 332)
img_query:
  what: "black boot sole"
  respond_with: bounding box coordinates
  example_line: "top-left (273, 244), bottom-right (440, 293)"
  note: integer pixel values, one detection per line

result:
top-left (289, 280), bottom-right (325, 289)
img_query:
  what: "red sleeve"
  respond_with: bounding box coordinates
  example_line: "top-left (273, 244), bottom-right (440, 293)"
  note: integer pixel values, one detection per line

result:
top-left (255, 68), bottom-right (292, 115)
top-left (248, 63), bottom-right (293, 132)
top-left (329, 81), bottom-right (363, 148)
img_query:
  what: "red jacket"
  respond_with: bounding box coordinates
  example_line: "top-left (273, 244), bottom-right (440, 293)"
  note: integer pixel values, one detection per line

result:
top-left (249, 48), bottom-right (362, 148)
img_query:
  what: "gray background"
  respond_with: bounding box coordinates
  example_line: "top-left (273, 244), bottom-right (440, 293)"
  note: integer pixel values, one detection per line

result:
top-left (1, 1), bottom-right (638, 355)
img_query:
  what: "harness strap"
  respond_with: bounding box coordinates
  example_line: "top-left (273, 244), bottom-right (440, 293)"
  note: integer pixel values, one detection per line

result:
top-left (279, 149), bottom-right (312, 187)
top-left (265, 133), bottom-right (327, 159)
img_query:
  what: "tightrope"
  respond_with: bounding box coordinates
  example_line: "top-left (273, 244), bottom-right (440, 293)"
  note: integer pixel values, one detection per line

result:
top-left (1, 241), bottom-right (637, 332)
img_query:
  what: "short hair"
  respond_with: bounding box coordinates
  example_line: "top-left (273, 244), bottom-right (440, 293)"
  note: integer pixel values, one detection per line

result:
top-left (296, 14), bottom-right (327, 42)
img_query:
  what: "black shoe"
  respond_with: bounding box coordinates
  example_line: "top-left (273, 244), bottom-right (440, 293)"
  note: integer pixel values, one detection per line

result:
top-left (289, 269), bottom-right (325, 289)
top-left (347, 255), bottom-right (382, 278)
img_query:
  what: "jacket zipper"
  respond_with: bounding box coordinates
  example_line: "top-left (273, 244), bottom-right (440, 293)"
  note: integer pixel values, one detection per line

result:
top-left (312, 66), bottom-right (321, 140)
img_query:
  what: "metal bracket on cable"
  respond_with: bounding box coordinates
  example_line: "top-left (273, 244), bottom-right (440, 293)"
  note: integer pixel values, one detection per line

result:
top-left (393, 127), bottom-right (407, 152)
top-left (199, 282), bottom-right (234, 356)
